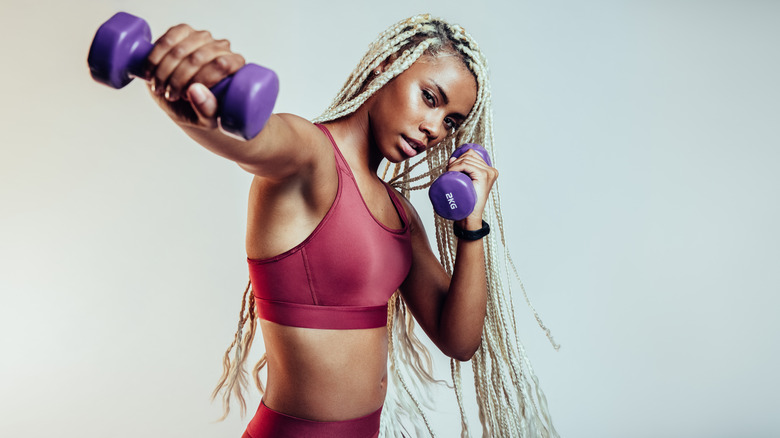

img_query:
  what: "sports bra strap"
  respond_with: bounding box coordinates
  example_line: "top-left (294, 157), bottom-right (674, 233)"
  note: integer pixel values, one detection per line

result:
top-left (383, 182), bottom-right (409, 227)
top-left (315, 123), bottom-right (350, 173)
top-left (315, 123), bottom-right (409, 230)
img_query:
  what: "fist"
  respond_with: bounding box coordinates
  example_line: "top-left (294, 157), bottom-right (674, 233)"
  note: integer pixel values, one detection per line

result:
top-left (145, 24), bottom-right (246, 129)
top-left (446, 148), bottom-right (499, 226)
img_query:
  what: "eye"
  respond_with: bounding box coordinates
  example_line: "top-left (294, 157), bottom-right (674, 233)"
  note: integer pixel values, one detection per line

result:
top-left (422, 89), bottom-right (435, 105)
top-left (444, 117), bottom-right (456, 130)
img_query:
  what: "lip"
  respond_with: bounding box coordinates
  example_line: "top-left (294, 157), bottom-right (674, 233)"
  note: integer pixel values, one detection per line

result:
top-left (401, 135), bottom-right (426, 156)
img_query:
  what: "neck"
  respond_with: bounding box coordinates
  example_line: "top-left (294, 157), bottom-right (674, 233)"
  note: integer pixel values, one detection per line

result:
top-left (322, 105), bottom-right (385, 176)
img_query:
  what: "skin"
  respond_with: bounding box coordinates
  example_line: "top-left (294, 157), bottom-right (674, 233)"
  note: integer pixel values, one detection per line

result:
top-left (145, 24), bottom-right (498, 421)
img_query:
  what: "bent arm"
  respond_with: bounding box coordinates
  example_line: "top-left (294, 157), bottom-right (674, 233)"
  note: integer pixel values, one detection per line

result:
top-left (399, 208), bottom-right (488, 361)
top-left (398, 148), bottom-right (498, 361)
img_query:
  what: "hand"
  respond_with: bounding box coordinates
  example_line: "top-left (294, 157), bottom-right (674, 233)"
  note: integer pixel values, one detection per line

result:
top-left (446, 149), bottom-right (499, 229)
top-left (145, 24), bottom-right (246, 130)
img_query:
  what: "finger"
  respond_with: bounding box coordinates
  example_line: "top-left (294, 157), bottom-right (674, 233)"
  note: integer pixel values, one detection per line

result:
top-left (448, 158), bottom-right (498, 188)
top-left (170, 51), bottom-right (244, 102)
top-left (448, 154), bottom-right (491, 174)
top-left (156, 30), bottom-right (216, 100)
top-left (190, 51), bottom-right (245, 88)
top-left (153, 29), bottom-right (216, 98)
top-left (146, 24), bottom-right (194, 81)
top-left (187, 83), bottom-right (219, 128)
top-left (166, 44), bottom-right (239, 101)
top-left (449, 149), bottom-right (491, 166)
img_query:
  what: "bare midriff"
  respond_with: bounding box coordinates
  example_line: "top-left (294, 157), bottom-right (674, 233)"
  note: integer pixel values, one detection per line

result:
top-left (258, 318), bottom-right (389, 422)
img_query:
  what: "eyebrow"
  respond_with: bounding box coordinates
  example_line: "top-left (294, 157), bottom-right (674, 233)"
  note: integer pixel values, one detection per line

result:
top-left (433, 81), bottom-right (450, 105)
top-left (433, 80), bottom-right (467, 121)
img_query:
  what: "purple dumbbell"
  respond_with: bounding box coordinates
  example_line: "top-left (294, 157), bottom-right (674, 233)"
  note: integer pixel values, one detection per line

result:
top-left (429, 143), bottom-right (492, 221)
top-left (87, 12), bottom-right (278, 140)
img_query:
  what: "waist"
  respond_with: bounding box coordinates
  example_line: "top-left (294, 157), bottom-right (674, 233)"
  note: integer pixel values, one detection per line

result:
top-left (246, 399), bottom-right (382, 437)
top-left (259, 319), bottom-right (388, 420)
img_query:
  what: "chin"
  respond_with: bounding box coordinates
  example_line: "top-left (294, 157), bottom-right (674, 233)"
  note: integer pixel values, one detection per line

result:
top-left (380, 144), bottom-right (407, 163)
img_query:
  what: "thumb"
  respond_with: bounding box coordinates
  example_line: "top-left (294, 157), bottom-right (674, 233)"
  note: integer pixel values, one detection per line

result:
top-left (187, 83), bottom-right (218, 128)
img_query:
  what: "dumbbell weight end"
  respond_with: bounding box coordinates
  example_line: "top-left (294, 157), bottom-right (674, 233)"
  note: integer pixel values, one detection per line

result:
top-left (429, 172), bottom-right (478, 221)
top-left (88, 12), bottom-right (153, 89)
top-left (428, 143), bottom-right (492, 221)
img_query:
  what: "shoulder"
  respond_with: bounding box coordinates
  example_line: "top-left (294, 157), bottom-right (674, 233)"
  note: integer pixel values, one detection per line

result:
top-left (268, 113), bottom-right (328, 146)
top-left (272, 114), bottom-right (337, 169)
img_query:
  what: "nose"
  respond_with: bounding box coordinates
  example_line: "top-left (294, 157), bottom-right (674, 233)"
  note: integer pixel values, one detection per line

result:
top-left (420, 113), bottom-right (444, 143)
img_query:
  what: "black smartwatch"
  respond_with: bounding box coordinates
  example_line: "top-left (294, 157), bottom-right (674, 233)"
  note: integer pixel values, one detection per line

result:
top-left (453, 220), bottom-right (490, 240)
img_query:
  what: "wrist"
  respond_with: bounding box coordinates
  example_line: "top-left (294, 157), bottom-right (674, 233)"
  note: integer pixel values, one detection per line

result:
top-left (455, 215), bottom-right (483, 231)
top-left (453, 219), bottom-right (490, 241)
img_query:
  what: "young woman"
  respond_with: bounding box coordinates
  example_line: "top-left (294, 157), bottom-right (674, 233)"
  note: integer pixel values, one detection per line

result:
top-left (143, 13), bottom-right (557, 438)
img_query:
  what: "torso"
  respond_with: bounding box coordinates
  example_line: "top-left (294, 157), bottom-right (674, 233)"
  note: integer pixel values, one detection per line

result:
top-left (259, 321), bottom-right (389, 420)
top-left (245, 121), bottom-right (406, 421)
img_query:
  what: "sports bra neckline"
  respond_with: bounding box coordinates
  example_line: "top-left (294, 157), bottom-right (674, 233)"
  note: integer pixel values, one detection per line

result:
top-left (316, 123), bottom-right (408, 234)
top-left (247, 123), bottom-right (408, 264)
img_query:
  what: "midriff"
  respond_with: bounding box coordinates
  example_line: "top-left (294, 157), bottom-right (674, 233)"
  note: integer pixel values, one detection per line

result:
top-left (259, 318), bottom-right (389, 421)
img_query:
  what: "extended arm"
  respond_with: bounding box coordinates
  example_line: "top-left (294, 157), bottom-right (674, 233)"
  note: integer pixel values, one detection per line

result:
top-left (144, 23), bottom-right (316, 179)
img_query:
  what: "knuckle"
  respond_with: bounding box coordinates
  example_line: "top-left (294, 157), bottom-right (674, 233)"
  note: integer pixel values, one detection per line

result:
top-left (197, 29), bottom-right (213, 40)
top-left (157, 35), bottom-right (175, 49)
top-left (212, 55), bottom-right (232, 72)
top-left (152, 72), bottom-right (166, 87)
top-left (171, 45), bottom-right (188, 59)
top-left (188, 48), bottom-right (210, 66)
top-left (168, 72), bottom-right (186, 89)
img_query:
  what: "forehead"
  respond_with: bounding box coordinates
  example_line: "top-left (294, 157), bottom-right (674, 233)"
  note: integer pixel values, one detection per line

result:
top-left (406, 54), bottom-right (478, 112)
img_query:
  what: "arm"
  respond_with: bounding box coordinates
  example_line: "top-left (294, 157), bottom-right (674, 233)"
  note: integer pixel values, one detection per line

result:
top-left (144, 23), bottom-right (316, 179)
top-left (399, 150), bottom-right (499, 361)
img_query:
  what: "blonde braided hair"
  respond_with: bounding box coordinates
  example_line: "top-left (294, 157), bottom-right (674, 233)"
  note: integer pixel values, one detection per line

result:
top-left (212, 14), bottom-right (560, 437)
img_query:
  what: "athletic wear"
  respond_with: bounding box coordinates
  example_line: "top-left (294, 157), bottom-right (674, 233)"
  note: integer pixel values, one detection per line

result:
top-left (247, 123), bottom-right (413, 329)
top-left (242, 400), bottom-right (382, 438)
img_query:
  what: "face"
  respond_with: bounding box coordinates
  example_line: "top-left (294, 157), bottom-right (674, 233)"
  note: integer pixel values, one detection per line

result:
top-left (366, 54), bottom-right (478, 163)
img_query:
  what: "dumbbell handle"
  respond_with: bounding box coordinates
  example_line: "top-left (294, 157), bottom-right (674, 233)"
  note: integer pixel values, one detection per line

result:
top-left (429, 144), bottom-right (491, 221)
top-left (88, 12), bottom-right (278, 140)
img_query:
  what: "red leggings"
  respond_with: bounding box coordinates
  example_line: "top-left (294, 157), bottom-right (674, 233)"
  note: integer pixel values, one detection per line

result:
top-left (242, 400), bottom-right (382, 438)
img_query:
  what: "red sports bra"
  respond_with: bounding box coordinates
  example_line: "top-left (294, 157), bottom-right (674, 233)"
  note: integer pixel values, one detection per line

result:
top-left (247, 124), bottom-right (413, 330)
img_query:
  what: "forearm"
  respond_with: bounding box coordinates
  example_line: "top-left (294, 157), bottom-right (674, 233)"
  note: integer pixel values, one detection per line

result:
top-left (178, 122), bottom-right (259, 165)
top-left (438, 217), bottom-right (489, 361)
top-left (170, 112), bottom-right (305, 178)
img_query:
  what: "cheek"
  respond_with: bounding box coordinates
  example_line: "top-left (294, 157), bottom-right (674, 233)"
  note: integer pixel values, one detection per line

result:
top-left (373, 80), bottom-right (424, 127)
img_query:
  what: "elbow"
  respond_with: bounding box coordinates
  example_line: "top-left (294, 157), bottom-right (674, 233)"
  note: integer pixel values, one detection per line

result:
top-left (451, 350), bottom-right (476, 362)
top-left (445, 339), bottom-right (482, 362)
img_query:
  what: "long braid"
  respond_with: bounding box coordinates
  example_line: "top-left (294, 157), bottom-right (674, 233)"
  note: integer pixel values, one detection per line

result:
top-left (211, 279), bottom-right (259, 420)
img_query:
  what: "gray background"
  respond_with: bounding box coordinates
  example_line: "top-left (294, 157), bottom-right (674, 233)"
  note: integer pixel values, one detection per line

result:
top-left (1, 0), bottom-right (778, 437)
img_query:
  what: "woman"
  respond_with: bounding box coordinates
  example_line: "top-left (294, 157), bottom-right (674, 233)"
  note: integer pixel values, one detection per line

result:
top-left (144, 13), bottom-right (557, 438)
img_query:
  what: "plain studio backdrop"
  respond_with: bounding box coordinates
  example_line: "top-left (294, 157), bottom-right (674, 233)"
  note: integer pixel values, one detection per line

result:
top-left (1, 0), bottom-right (778, 437)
